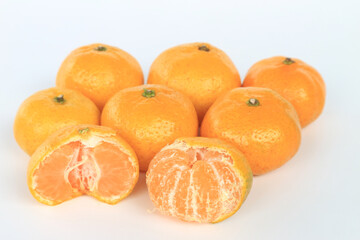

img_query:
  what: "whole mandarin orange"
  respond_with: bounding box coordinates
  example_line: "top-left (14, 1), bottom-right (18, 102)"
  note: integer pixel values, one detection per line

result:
top-left (56, 43), bottom-right (143, 110)
top-left (101, 84), bottom-right (198, 172)
top-left (243, 56), bottom-right (326, 127)
top-left (147, 42), bottom-right (240, 123)
top-left (201, 87), bottom-right (301, 175)
top-left (14, 87), bottom-right (100, 155)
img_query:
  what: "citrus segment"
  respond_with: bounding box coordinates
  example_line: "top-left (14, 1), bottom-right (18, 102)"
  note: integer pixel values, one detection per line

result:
top-left (94, 142), bottom-right (137, 199)
top-left (33, 142), bottom-right (81, 204)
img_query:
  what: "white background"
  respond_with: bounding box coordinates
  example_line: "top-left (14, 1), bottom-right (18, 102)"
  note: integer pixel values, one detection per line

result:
top-left (1, 0), bottom-right (359, 239)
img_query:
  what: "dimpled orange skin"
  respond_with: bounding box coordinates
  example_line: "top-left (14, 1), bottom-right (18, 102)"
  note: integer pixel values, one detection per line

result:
top-left (147, 42), bottom-right (241, 122)
top-left (14, 87), bottom-right (100, 155)
top-left (101, 84), bottom-right (198, 172)
top-left (243, 56), bottom-right (326, 127)
top-left (56, 43), bottom-right (144, 110)
top-left (201, 87), bottom-right (301, 175)
top-left (27, 124), bottom-right (139, 206)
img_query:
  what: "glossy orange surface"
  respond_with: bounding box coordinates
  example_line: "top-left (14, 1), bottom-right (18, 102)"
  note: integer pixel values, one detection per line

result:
top-left (56, 43), bottom-right (144, 110)
top-left (101, 84), bottom-right (198, 171)
top-left (14, 87), bottom-right (100, 155)
top-left (243, 56), bottom-right (326, 127)
top-left (201, 87), bottom-right (301, 175)
top-left (148, 42), bottom-right (241, 122)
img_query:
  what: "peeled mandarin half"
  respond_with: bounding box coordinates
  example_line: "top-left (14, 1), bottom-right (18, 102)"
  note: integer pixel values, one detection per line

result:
top-left (146, 137), bottom-right (253, 223)
top-left (27, 125), bottom-right (139, 206)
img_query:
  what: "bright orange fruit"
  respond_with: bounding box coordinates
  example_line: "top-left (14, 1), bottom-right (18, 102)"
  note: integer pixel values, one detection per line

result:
top-left (101, 84), bottom-right (198, 172)
top-left (243, 56), bottom-right (326, 127)
top-left (146, 137), bottom-right (252, 223)
top-left (56, 43), bottom-right (144, 110)
top-left (201, 87), bottom-right (301, 175)
top-left (14, 87), bottom-right (100, 155)
top-left (27, 125), bottom-right (139, 206)
top-left (147, 42), bottom-right (240, 122)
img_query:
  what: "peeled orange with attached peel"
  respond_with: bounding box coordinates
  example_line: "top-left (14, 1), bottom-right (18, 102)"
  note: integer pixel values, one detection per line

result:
top-left (146, 137), bottom-right (253, 223)
top-left (14, 87), bottom-right (100, 155)
top-left (27, 125), bottom-right (139, 206)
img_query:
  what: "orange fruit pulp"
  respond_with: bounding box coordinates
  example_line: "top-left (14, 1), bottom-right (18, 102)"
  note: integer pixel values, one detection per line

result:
top-left (146, 137), bottom-right (252, 223)
top-left (27, 125), bottom-right (139, 205)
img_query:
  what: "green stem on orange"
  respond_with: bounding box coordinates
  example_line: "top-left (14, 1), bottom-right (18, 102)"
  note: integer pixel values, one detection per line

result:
top-left (94, 45), bottom-right (107, 51)
top-left (198, 45), bottom-right (210, 52)
top-left (142, 88), bottom-right (156, 98)
top-left (53, 94), bottom-right (65, 104)
top-left (247, 98), bottom-right (260, 107)
top-left (283, 57), bottom-right (295, 65)
top-left (78, 127), bottom-right (89, 134)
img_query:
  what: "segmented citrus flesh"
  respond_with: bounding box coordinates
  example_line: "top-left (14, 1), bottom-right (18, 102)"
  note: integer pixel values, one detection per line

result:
top-left (29, 128), bottom-right (139, 206)
top-left (146, 138), bottom-right (252, 223)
